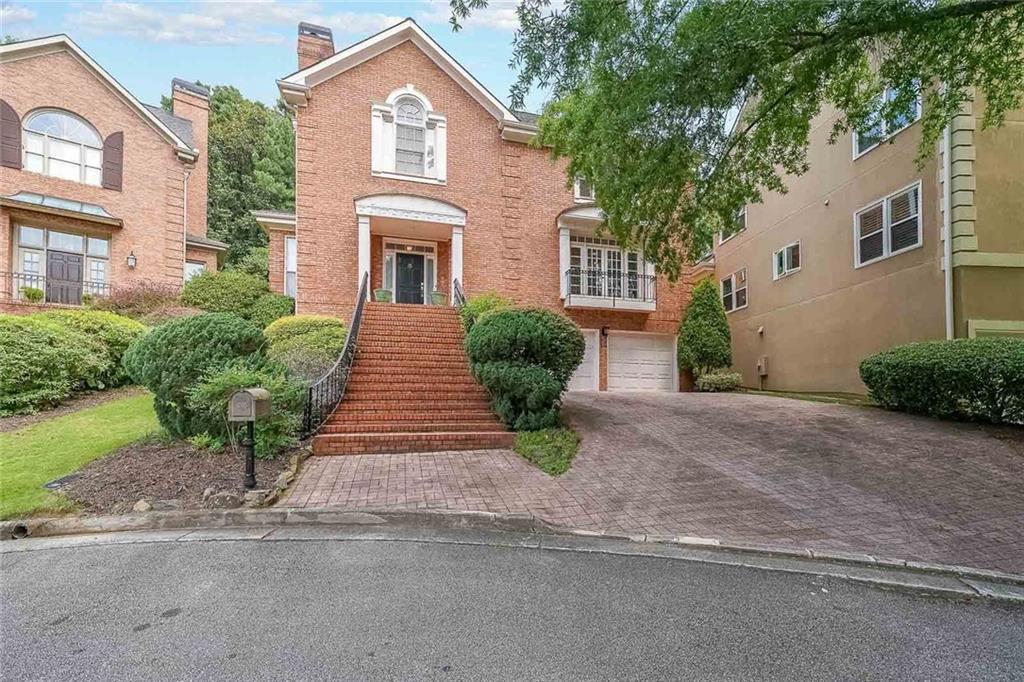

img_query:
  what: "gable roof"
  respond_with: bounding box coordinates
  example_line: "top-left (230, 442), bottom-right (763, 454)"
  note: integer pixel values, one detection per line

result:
top-left (279, 18), bottom-right (520, 124)
top-left (143, 104), bottom-right (194, 148)
top-left (0, 34), bottom-right (197, 157)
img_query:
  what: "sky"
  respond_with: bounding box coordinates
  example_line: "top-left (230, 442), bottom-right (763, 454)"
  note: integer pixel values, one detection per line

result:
top-left (0, 0), bottom-right (545, 112)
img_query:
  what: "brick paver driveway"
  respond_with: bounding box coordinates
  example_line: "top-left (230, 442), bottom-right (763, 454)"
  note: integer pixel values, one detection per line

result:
top-left (284, 393), bottom-right (1024, 573)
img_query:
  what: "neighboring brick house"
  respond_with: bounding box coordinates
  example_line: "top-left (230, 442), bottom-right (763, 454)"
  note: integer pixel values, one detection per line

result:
top-left (712, 91), bottom-right (1024, 394)
top-left (0, 34), bottom-right (224, 314)
top-left (257, 19), bottom-right (707, 394)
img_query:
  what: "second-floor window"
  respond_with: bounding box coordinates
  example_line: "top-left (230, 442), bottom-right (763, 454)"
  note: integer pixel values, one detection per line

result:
top-left (574, 177), bottom-right (594, 202)
top-left (719, 206), bottom-right (746, 244)
top-left (371, 86), bottom-right (447, 183)
top-left (721, 268), bottom-right (747, 313)
top-left (23, 110), bottom-right (103, 186)
top-left (568, 235), bottom-right (653, 301)
top-left (773, 242), bottom-right (801, 279)
top-left (854, 85), bottom-right (921, 158)
top-left (855, 182), bottom-right (921, 267)
top-left (394, 97), bottom-right (426, 176)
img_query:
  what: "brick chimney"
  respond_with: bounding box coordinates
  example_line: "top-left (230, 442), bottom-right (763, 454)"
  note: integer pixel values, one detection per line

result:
top-left (171, 78), bottom-right (210, 237)
top-left (298, 22), bottom-right (334, 70)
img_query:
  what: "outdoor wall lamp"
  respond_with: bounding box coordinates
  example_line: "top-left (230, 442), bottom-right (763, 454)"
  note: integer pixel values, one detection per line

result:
top-left (126, 251), bottom-right (137, 269)
top-left (601, 326), bottom-right (610, 337)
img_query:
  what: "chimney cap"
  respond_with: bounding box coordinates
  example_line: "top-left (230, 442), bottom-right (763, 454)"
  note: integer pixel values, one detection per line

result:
top-left (298, 22), bottom-right (333, 40)
top-left (172, 78), bottom-right (210, 100)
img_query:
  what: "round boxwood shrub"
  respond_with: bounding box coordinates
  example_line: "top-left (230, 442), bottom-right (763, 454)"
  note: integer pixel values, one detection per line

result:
top-left (264, 314), bottom-right (346, 346)
top-left (122, 313), bottom-right (265, 437)
top-left (459, 290), bottom-right (513, 331)
top-left (694, 370), bottom-right (742, 392)
top-left (180, 270), bottom-right (268, 319)
top-left (466, 307), bottom-right (584, 430)
top-left (678, 278), bottom-right (732, 376)
top-left (248, 293), bottom-right (295, 328)
top-left (267, 326), bottom-right (348, 382)
top-left (33, 310), bottom-right (147, 387)
top-left (860, 337), bottom-right (1024, 424)
top-left (0, 315), bottom-right (108, 415)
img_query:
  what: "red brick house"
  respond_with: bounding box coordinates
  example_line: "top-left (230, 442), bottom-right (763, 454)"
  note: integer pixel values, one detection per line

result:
top-left (0, 34), bottom-right (224, 313)
top-left (258, 20), bottom-right (706, 400)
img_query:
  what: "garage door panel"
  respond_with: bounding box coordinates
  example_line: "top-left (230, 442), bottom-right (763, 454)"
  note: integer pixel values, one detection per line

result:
top-left (608, 334), bottom-right (675, 391)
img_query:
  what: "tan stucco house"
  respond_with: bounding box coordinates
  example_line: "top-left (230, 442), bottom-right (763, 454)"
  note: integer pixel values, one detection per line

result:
top-left (0, 34), bottom-right (224, 313)
top-left (712, 92), bottom-right (1024, 394)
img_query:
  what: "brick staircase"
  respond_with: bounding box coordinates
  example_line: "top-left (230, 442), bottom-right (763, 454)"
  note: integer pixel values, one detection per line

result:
top-left (311, 302), bottom-right (514, 456)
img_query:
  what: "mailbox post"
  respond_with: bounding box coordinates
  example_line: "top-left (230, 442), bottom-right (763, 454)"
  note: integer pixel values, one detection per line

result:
top-left (228, 388), bottom-right (271, 489)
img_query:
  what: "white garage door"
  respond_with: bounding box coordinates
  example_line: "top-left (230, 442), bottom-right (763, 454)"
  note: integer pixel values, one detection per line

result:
top-left (567, 329), bottom-right (599, 391)
top-left (608, 333), bottom-right (676, 391)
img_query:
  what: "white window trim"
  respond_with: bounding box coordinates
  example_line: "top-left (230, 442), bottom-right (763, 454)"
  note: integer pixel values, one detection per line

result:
top-left (573, 177), bottom-right (594, 203)
top-left (718, 206), bottom-right (746, 245)
top-left (22, 109), bottom-right (104, 187)
top-left (721, 267), bottom-right (748, 314)
top-left (565, 234), bottom-right (656, 311)
top-left (184, 260), bottom-right (206, 282)
top-left (852, 88), bottom-right (922, 159)
top-left (371, 85), bottom-right (447, 185)
top-left (284, 235), bottom-right (297, 299)
top-left (853, 180), bottom-right (924, 269)
top-left (772, 241), bottom-right (801, 280)
top-left (12, 223), bottom-right (110, 300)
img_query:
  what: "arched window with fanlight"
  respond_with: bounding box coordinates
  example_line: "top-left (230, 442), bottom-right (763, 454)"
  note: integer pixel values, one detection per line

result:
top-left (394, 96), bottom-right (426, 176)
top-left (23, 109), bottom-right (103, 186)
top-left (371, 85), bottom-right (447, 184)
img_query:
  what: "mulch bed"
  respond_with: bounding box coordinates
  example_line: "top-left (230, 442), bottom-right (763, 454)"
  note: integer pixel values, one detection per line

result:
top-left (57, 439), bottom-right (292, 516)
top-left (0, 386), bottom-right (146, 433)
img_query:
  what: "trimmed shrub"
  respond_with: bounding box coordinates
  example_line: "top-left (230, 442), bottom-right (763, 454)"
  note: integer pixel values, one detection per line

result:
top-left (694, 370), bottom-right (742, 392)
top-left (249, 293), bottom-right (295, 328)
top-left (0, 316), bottom-right (107, 415)
top-left (138, 304), bottom-right (204, 327)
top-left (122, 313), bottom-right (264, 437)
top-left (264, 314), bottom-right (345, 345)
top-left (268, 326), bottom-right (348, 382)
top-left (677, 278), bottom-right (732, 376)
top-left (466, 307), bottom-right (584, 430)
top-left (860, 338), bottom-right (1024, 424)
top-left (459, 290), bottom-right (513, 331)
top-left (90, 280), bottom-right (181, 320)
top-left (232, 246), bottom-right (269, 279)
top-left (33, 310), bottom-right (147, 387)
top-left (188, 357), bottom-right (305, 457)
top-left (180, 270), bottom-right (268, 319)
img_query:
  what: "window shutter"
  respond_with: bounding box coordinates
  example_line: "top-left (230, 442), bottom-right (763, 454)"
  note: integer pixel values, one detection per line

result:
top-left (0, 99), bottom-right (22, 169)
top-left (101, 131), bottom-right (124, 191)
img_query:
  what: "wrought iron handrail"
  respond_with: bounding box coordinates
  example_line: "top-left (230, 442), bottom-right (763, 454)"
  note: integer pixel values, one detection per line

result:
top-left (564, 267), bottom-right (657, 304)
top-left (301, 271), bottom-right (369, 438)
top-left (453, 277), bottom-right (466, 308)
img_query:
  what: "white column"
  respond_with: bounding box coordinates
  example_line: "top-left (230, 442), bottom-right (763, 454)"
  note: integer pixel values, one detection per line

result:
top-left (558, 226), bottom-right (571, 298)
top-left (357, 214), bottom-right (370, 298)
top-left (450, 224), bottom-right (464, 302)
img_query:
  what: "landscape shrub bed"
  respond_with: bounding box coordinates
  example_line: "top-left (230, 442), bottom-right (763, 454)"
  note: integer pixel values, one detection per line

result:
top-left (180, 270), bottom-right (268, 318)
top-left (265, 315), bottom-right (347, 381)
top-left (264, 314), bottom-right (346, 345)
top-left (248, 293), bottom-right (295, 328)
top-left (33, 310), bottom-right (147, 387)
top-left (694, 370), bottom-right (742, 392)
top-left (0, 315), bottom-right (107, 415)
top-left (90, 281), bottom-right (182, 321)
top-left (466, 307), bottom-right (584, 430)
top-left (860, 337), bottom-right (1024, 424)
top-left (459, 291), bottom-right (513, 331)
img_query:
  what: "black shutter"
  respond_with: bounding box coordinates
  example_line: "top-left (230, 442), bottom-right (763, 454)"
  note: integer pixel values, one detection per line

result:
top-left (0, 99), bottom-right (22, 170)
top-left (102, 131), bottom-right (123, 191)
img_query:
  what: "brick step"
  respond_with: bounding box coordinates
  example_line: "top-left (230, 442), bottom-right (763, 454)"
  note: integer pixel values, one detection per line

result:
top-left (355, 344), bottom-right (468, 355)
top-left (358, 332), bottom-right (466, 342)
top-left (355, 347), bottom-right (467, 358)
top-left (340, 396), bottom-right (492, 408)
top-left (361, 320), bottom-right (463, 329)
top-left (344, 386), bottom-right (490, 400)
top-left (326, 409), bottom-right (498, 423)
top-left (354, 359), bottom-right (472, 370)
top-left (319, 420), bottom-right (503, 434)
top-left (346, 376), bottom-right (481, 389)
top-left (366, 302), bottom-right (459, 313)
top-left (312, 431), bottom-right (514, 456)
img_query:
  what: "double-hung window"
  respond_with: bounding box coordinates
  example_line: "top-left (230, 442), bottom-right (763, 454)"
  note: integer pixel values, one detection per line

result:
top-left (394, 97), bottom-right (426, 176)
top-left (721, 268), bottom-right (747, 313)
top-left (773, 242), bottom-right (801, 279)
top-left (574, 177), bottom-right (594, 202)
top-left (854, 85), bottom-right (921, 157)
top-left (284, 236), bottom-right (298, 298)
top-left (855, 182), bottom-right (921, 267)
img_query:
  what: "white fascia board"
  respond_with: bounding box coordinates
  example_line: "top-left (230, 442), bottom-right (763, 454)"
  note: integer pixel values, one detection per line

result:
top-left (500, 119), bottom-right (539, 143)
top-left (0, 34), bottom-right (197, 155)
top-left (279, 19), bottom-right (518, 124)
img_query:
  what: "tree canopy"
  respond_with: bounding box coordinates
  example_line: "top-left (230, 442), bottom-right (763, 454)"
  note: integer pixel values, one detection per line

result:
top-left (452, 0), bottom-right (1024, 277)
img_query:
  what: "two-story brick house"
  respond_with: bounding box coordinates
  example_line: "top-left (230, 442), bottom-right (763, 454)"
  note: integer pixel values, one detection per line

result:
top-left (0, 34), bottom-right (224, 313)
top-left (257, 20), bottom-right (707, 399)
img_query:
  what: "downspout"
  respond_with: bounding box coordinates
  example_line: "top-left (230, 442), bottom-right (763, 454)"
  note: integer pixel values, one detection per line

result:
top-left (182, 168), bottom-right (192, 283)
top-left (943, 125), bottom-right (954, 340)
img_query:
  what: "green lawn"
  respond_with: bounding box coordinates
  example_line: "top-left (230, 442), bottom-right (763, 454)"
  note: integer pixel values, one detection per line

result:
top-left (514, 427), bottom-right (580, 476)
top-left (0, 393), bottom-right (159, 520)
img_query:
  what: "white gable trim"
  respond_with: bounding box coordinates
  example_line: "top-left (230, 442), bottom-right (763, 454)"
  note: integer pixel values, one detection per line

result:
top-left (0, 34), bottom-right (197, 157)
top-left (280, 19), bottom-right (518, 124)
top-left (355, 193), bottom-right (467, 226)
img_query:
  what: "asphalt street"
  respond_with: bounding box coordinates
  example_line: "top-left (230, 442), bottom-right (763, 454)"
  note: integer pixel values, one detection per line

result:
top-left (2, 534), bottom-right (1022, 681)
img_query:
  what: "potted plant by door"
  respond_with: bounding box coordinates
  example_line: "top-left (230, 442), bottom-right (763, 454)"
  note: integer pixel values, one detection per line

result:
top-left (373, 288), bottom-right (393, 303)
top-left (431, 290), bottom-right (448, 306)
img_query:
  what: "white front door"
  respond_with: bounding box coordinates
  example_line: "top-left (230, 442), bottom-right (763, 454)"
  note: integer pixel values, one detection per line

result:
top-left (607, 333), bottom-right (677, 391)
top-left (567, 329), bottom-right (599, 391)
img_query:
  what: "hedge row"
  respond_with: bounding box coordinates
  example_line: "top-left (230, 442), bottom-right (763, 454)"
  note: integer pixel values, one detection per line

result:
top-left (181, 270), bottom-right (293, 328)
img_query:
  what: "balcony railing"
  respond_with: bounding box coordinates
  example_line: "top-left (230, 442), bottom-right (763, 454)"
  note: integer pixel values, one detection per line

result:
top-left (564, 267), bottom-right (657, 309)
top-left (2, 272), bottom-right (113, 306)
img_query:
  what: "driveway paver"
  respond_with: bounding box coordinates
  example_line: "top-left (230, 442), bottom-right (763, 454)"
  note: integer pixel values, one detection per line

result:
top-left (284, 392), bottom-right (1024, 573)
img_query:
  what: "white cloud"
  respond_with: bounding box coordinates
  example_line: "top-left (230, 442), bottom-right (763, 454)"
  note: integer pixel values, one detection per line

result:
top-left (322, 11), bottom-right (405, 37)
top-left (1, 2), bottom-right (36, 28)
top-left (415, 0), bottom-right (521, 31)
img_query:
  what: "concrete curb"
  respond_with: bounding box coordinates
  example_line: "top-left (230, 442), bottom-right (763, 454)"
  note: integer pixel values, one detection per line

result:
top-left (3, 507), bottom-right (1022, 603)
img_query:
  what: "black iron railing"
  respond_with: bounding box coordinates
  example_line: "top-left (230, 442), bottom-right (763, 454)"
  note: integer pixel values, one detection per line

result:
top-left (564, 267), bottom-right (657, 305)
top-left (301, 271), bottom-right (369, 438)
top-left (2, 272), bottom-right (113, 305)
top-left (453, 277), bottom-right (466, 308)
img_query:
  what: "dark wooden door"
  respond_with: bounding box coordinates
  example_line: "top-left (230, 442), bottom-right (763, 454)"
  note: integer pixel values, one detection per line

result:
top-left (46, 251), bottom-right (84, 305)
top-left (395, 252), bottom-right (424, 304)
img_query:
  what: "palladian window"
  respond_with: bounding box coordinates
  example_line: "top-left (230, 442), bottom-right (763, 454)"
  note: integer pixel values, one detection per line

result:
top-left (23, 110), bottom-right (103, 186)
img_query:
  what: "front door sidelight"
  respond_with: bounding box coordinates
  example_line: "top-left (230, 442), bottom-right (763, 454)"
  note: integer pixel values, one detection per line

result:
top-left (395, 252), bottom-right (425, 304)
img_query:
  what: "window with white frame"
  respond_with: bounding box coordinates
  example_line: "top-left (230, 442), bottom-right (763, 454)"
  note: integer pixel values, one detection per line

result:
top-left (394, 97), bottom-right (426, 176)
top-left (184, 261), bottom-right (205, 282)
top-left (284, 236), bottom-right (297, 298)
top-left (719, 206), bottom-right (746, 244)
top-left (773, 242), bottom-right (801, 279)
top-left (721, 268), bottom-right (747, 312)
top-left (23, 110), bottom-right (104, 186)
top-left (14, 224), bottom-right (110, 298)
top-left (371, 87), bottom-right (446, 183)
top-left (574, 177), bottom-right (594, 202)
top-left (855, 183), bottom-right (921, 267)
top-left (854, 85), bottom-right (921, 157)
top-left (568, 235), bottom-right (653, 301)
